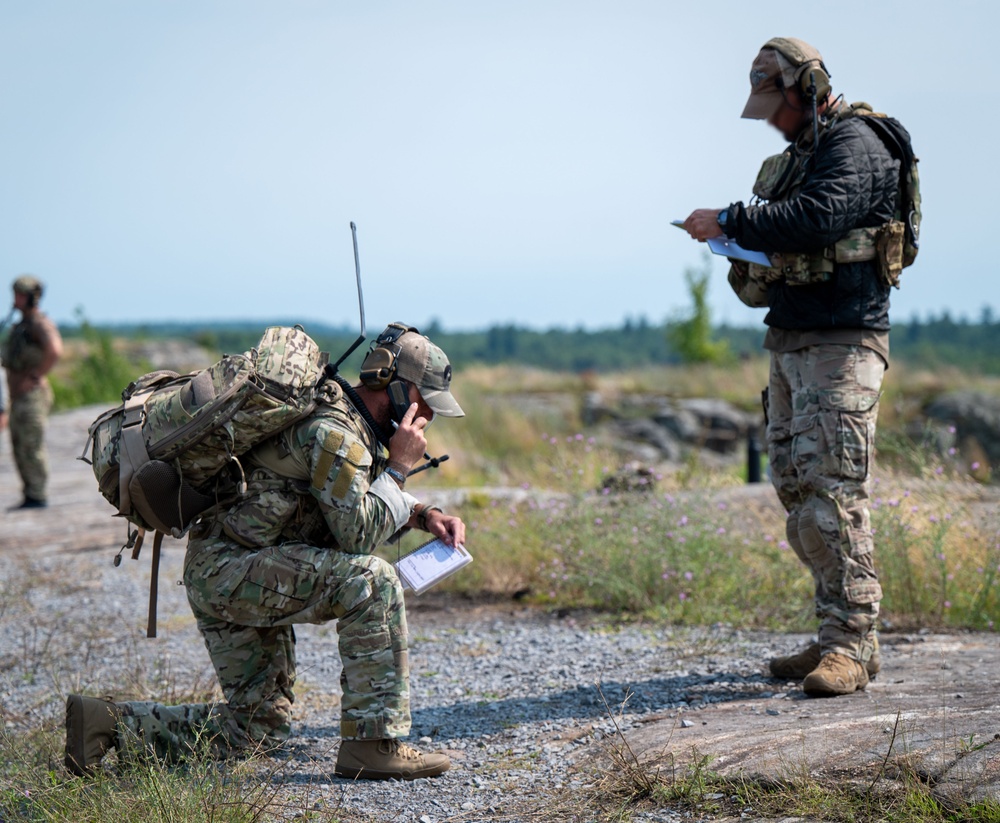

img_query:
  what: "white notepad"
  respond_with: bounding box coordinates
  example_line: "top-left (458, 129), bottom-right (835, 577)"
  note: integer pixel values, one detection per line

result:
top-left (671, 219), bottom-right (773, 266)
top-left (394, 538), bottom-right (473, 595)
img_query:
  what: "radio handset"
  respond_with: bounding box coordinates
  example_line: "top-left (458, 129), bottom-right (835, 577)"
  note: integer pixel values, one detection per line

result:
top-left (387, 380), bottom-right (411, 424)
top-left (386, 380), bottom-right (450, 476)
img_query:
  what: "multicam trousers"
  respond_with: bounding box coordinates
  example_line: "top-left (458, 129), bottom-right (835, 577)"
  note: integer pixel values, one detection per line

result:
top-left (9, 382), bottom-right (52, 501)
top-left (116, 538), bottom-right (410, 760)
top-left (766, 344), bottom-right (885, 665)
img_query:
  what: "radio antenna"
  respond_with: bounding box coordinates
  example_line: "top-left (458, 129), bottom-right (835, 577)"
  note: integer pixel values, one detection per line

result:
top-left (329, 221), bottom-right (367, 374)
top-left (808, 70), bottom-right (820, 150)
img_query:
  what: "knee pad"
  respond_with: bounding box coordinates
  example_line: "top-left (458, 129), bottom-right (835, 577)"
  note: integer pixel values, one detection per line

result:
top-left (784, 510), bottom-right (809, 566)
top-left (797, 499), bottom-right (837, 571)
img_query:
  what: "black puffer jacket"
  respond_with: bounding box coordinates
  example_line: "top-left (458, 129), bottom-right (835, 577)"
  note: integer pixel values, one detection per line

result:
top-left (728, 116), bottom-right (900, 331)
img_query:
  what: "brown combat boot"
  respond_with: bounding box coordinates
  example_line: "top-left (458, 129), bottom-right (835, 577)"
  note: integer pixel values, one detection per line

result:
top-left (802, 653), bottom-right (870, 696)
top-left (65, 694), bottom-right (122, 776)
top-left (335, 738), bottom-right (450, 780)
top-left (769, 639), bottom-right (881, 680)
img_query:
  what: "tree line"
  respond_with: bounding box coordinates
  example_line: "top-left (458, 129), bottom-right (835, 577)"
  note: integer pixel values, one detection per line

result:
top-left (64, 310), bottom-right (1000, 375)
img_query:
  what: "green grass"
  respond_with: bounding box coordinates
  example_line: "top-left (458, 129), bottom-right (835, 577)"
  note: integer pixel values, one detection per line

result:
top-left (398, 457), bottom-right (1000, 632)
top-left (0, 726), bottom-right (340, 823)
top-left (50, 319), bottom-right (148, 411)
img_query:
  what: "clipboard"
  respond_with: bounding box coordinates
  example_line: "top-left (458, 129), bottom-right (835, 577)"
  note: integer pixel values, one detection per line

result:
top-left (671, 220), bottom-right (773, 267)
top-left (394, 538), bottom-right (473, 595)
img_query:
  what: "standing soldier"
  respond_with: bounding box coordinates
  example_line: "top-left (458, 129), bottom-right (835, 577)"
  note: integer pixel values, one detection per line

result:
top-left (66, 324), bottom-right (467, 780)
top-left (1, 276), bottom-right (63, 509)
top-left (683, 38), bottom-right (916, 695)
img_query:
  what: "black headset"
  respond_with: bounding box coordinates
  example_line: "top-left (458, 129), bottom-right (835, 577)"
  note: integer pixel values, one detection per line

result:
top-left (765, 37), bottom-right (831, 103)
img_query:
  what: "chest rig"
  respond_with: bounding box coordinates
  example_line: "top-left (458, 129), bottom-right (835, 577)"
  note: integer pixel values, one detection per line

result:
top-left (0, 317), bottom-right (46, 373)
top-left (745, 102), bottom-right (886, 289)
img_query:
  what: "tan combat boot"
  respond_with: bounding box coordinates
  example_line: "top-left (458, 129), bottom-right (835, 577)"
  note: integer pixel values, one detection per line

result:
top-left (802, 652), bottom-right (870, 696)
top-left (65, 694), bottom-right (122, 776)
top-left (335, 738), bottom-right (450, 780)
top-left (769, 639), bottom-right (881, 680)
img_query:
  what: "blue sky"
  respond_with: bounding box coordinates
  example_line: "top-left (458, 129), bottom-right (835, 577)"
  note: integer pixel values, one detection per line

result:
top-left (0, 1), bottom-right (992, 333)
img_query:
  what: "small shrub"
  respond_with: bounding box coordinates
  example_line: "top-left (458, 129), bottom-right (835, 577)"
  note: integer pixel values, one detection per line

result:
top-left (50, 314), bottom-right (143, 410)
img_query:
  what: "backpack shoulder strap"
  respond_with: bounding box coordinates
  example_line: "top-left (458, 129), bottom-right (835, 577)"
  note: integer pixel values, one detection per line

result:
top-left (117, 389), bottom-right (155, 516)
top-left (146, 530), bottom-right (164, 638)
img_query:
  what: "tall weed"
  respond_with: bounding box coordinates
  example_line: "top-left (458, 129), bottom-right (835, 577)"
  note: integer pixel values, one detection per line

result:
top-left (429, 436), bottom-right (999, 630)
top-left (50, 317), bottom-right (143, 410)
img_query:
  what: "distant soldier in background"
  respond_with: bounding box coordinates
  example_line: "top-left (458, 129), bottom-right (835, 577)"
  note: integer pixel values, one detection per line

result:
top-left (1, 276), bottom-right (63, 509)
top-left (683, 38), bottom-right (917, 695)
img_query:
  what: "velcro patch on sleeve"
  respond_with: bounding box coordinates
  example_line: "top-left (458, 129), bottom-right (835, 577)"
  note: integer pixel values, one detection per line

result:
top-left (311, 424), bottom-right (373, 510)
top-left (312, 429), bottom-right (346, 490)
top-left (329, 462), bottom-right (357, 500)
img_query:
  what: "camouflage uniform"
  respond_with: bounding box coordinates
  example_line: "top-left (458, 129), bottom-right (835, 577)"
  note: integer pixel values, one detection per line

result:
top-left (116, 393), bottom-right (419, 758)
top-left (719, 73), bottom-right (901, 667)
top-left (2, 313), bottom-right (59, 502)
top-left (766, 344), bottom-right (883, 665)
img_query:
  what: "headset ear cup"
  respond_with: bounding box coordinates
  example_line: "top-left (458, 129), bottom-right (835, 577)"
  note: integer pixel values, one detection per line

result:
top-left (359, 346), bottom-right (397, 389)
top-left (762, 38), bottom-right (831, 104)
top-left (359, 322), bottom-right (421, 390)
top-left (800, 65), bottom-right (831, 101)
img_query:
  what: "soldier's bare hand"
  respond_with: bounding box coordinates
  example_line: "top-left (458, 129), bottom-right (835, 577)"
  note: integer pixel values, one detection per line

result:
top-left (0, 411), bottom-right (7, 432)
top-left (388, 402), bottom-right (428, 473)
top-left (426, 510), bottom-right (466, 548)
top-left (683, 209), bottom-right (725, 241)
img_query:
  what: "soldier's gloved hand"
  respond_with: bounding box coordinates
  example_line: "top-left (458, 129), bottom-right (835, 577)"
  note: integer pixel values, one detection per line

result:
top-left (425, 510), bottom-right (466, 548)
top-left (388, 402), bottom-right (428, 473)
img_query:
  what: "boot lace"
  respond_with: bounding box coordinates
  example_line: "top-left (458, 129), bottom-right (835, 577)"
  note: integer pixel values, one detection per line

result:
top-left (388, 740), bottom-right (423, 760)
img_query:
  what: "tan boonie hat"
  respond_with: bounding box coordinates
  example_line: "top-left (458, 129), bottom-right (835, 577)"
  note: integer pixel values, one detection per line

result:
top-left (393, 329), bottom-right (465, 418)
top-left (12, 275), bottom-right (43, 295)
top-left (742, 37), bottom-right (825, 120)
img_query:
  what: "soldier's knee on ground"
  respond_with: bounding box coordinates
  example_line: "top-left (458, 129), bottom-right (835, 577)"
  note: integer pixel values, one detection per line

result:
top-left (229, 699), bottom-right (293, 749)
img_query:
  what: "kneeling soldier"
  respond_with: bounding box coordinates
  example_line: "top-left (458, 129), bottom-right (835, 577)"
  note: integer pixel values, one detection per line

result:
top-left (66, 324), bottom-right (466, 779)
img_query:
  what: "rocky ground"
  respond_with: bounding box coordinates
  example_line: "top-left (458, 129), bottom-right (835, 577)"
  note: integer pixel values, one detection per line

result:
top-left (2, 407), bottom-right (1000, 822)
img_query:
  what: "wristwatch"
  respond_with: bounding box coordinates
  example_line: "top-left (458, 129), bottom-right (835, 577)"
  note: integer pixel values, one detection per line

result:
top-left (384, 466), bottom-right (407, 487)
top-left (717, 209), bottom-right (729, 233)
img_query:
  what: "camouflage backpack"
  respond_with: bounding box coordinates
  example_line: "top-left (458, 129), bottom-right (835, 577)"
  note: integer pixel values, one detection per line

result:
top-left (81, 326), bottom-right (334, 635)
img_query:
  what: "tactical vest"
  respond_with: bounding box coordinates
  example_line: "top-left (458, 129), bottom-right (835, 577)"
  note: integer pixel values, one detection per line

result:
top-left (732, 102), bottom-right (912, 306)
top-left (0, 317), bottom-right (46, 373)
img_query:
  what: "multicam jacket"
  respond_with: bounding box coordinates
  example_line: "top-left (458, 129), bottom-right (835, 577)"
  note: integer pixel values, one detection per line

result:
top-left (218, 391), bottom-right (417, 554)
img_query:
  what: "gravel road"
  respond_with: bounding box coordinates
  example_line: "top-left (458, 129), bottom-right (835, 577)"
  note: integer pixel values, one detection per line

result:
top-left (0, 529), bottom-right (803, 822)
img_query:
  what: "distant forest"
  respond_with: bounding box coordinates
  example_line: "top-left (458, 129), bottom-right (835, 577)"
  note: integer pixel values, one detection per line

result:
top-left (66, 310), bottom-right (1000, 374)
